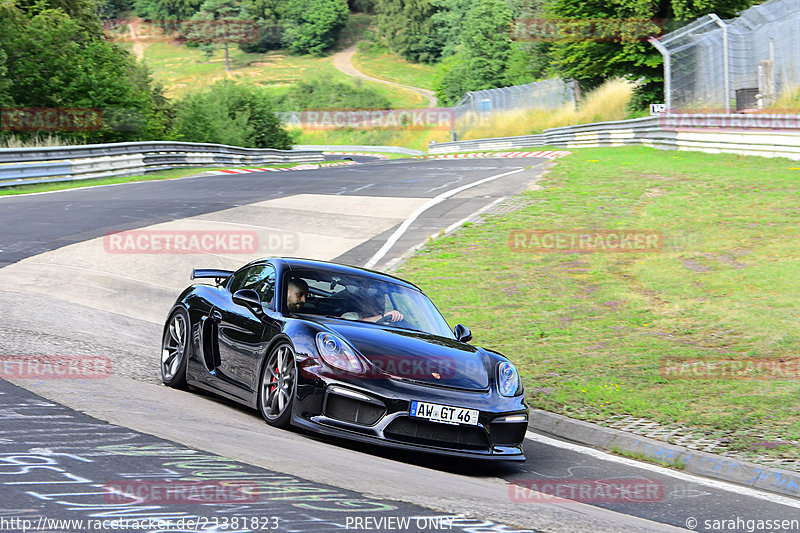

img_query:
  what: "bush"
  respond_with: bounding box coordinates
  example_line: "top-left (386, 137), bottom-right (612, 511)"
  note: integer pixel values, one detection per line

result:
top-left (278, 79), bottom-right (392, 110)
top-left (174, 80), bottom-right (293, 148)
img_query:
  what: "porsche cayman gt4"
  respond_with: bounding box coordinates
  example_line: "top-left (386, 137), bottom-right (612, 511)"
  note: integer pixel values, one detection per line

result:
top-left (161, 258), bottom-right (528, 460)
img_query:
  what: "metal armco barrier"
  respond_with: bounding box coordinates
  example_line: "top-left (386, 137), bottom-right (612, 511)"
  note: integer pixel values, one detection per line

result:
top-left (292, 144), bottom-right (425, 156)
top-left (428, 114), bottom-right (800, 160)
top-left (0, 141), bottom-right (325, 188)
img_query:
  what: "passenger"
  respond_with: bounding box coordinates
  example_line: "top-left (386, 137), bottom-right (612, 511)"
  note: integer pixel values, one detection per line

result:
top-left (342, 294), bottom-right (403, 323)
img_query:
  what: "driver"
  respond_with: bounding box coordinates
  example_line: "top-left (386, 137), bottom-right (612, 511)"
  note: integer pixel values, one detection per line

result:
top-left (342, 294), bottom-right (403, 323)
top-left (286, 278), bottom-right (308, 313)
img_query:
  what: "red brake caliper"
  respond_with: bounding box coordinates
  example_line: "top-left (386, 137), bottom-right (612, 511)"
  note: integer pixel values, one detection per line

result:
top-left (270, 365), bottom-right (279, 394)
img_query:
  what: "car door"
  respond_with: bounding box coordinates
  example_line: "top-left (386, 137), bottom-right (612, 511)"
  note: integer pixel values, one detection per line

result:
top-left (213, 263), bottom-right (279, 398)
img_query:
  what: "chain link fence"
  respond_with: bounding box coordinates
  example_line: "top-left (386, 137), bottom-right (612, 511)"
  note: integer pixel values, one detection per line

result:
top-left (452, 78), bottom-right (577, 137)
top-left (653, 0), bottom-right (800, 111)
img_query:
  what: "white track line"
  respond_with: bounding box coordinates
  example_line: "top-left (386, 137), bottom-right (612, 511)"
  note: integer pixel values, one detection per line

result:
top-left (364, 167), bottom-right (526, 269)
top-left (525, 431), bottom-right (800, 508)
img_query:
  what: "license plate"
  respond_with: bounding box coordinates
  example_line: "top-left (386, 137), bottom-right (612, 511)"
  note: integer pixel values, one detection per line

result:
top-left (409, 401), bottom-right (479, 426)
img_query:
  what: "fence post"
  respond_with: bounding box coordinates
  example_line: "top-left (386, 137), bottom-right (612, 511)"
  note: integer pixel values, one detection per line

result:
top-left (709, 14), bottom-right (731, 114)
top-left (649, 37), bottom-right (672, 111)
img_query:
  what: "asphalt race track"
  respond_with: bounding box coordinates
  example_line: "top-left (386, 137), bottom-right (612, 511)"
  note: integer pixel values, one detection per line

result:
top-left (1, 158), bottom-right (798, 532)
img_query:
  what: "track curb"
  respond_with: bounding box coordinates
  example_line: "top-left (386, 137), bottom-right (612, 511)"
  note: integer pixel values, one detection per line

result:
top-left (529, 408), bottom-right (800, 499)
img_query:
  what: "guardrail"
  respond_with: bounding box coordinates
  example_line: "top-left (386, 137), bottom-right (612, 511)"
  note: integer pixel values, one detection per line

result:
top-left (428, 114), bottom-right (800, 160)
top-left (292, 144), bottom-right (425, 156)
top-left (0, 141), bottom-right (325, 188)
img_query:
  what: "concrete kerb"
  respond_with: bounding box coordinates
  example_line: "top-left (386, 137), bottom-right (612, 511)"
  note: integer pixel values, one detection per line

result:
top-left (529, 409), bottom-right (800, 499)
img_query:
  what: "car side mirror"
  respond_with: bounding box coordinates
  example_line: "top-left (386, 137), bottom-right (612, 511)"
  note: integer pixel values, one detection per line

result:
top-left (454, 324), bottom-right (472, 343)
top-left (232, 289), bottom-right (263, 315)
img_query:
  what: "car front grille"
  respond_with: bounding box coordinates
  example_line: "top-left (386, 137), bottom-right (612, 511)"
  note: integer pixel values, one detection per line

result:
top-left (384, 417), bottom-right (489, 450)
top-left (325, 394), bottom-right (385, 426)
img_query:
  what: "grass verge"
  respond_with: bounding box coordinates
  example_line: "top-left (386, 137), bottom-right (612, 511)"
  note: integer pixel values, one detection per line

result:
top-left (611, 447), bottom-right (685, 469)
top-left (395, 146), bottom-right (800, 461)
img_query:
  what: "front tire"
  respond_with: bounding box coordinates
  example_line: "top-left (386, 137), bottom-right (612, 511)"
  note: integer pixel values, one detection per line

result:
top-left (161, 308), bottom-right (190, 389)
top-left (258, 342), bottom-right (296, 428)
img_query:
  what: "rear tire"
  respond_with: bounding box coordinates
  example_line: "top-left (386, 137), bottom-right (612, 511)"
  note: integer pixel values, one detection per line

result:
top-left (161, 308), bottom-right (190, 389)
top-left (258, 342), bottom-right (296, 428)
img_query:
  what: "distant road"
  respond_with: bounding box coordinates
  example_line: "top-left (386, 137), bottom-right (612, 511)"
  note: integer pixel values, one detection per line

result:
top-left (332, 44), bottom-right (438, 108)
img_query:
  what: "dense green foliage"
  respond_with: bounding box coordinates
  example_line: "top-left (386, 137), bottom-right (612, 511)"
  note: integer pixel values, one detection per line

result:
top-left (0, 0), bottom-right (171, 142)
top-left (1, 0), bottom-right (763, 147)
top-left (432, 0), bottom-right (513, 105)
top-left (281, 0), bottom-right (349, 54)
top-left (278, 79), bottom-right (392, 110)
top-left (0, 0), bottom-right (292, 147)
top-left (238, 0), bottom-right (284, 52)
top-left (376, 0), bottom-right (441, 63)
top-left (0, 49), bottom-right (11, 107)
top-left (374, 0), bottom-right (756, 109)
top-left (174, 80), bottom-right (293, 148)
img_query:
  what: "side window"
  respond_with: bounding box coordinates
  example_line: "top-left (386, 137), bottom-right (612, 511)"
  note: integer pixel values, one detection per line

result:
top-left (228, 264), bottom-right (276, 307)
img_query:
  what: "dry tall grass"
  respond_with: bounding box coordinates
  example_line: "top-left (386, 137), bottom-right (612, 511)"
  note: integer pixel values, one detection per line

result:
top-left (767, 86), bottom-right (800, 110)
top-left (459, 78), bottom-right (635, 140)
top-left (0, 134), bottom-right (77, 148)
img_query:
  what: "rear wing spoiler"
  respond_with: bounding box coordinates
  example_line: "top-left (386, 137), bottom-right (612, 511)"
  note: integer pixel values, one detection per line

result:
top-left (191, 269), bottom-right (233, 285)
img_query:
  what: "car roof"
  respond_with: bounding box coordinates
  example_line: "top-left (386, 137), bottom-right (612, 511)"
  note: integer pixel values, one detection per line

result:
top-left (246, 257), bottom-right (423, 292)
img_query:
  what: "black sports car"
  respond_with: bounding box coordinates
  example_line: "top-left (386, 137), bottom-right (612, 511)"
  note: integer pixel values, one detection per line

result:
top-left (161, 258), bottom-right (528, 460)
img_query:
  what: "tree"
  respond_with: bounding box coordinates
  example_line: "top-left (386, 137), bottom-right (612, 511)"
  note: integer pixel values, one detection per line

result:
top-left (433, 0), bottom-right (512, 105)
top-left (0, 48), bottom-right (12, 107)
top-left (174, 80), bottom-right (293, 148)
top-left (134, 0), bottom-right (203, 22)
top-left (238, 0), bottom-right (284, 53)
top-left (462, 0), bottom-right (512, 89)
top-left (186, 0), bottom-right (240, 72)
top-left (376, 0), bottom-right (442, 63)
top-left (429, 0), bottom-right (470, 59)
top-left (545, 0), bottom-right (754, 108)
top-left (282, 0), bottom-right (349, 55)
top-left (0, 0), bottom-right (172, 142)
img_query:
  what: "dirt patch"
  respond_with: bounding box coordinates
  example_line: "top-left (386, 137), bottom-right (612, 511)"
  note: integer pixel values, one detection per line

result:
top-left (682, 259), bottom-right (712, 272)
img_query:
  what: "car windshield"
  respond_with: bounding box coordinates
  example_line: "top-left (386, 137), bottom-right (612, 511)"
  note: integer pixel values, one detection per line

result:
top-left (285, 269), bottom-right (454, 338)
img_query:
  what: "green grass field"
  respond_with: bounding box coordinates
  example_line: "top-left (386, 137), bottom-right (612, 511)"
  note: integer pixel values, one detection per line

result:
top-left (125, 39), bottom-right (426, 108)
top-left (352, 45), bottom-right (437, 91)
top-left (395, 146), bottom-right (800, 460)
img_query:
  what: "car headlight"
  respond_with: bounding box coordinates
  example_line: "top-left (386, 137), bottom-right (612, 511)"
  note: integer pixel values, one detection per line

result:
top-left (315, 332), bottom-right (364, 373)
top-left (497, 361), bottom-right (520, 396)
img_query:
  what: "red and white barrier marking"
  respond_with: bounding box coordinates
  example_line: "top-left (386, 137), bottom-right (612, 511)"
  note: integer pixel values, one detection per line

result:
top-left (414, 150), bottom-right (571, 159)
top-left (209, 161), bottom-right (356, 175)
top-left (323, 151), bottom-right (390, 159)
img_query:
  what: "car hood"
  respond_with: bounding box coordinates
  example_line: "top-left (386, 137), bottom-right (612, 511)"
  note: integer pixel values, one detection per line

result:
top-left (318, 319), bottom-right (490, 390)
